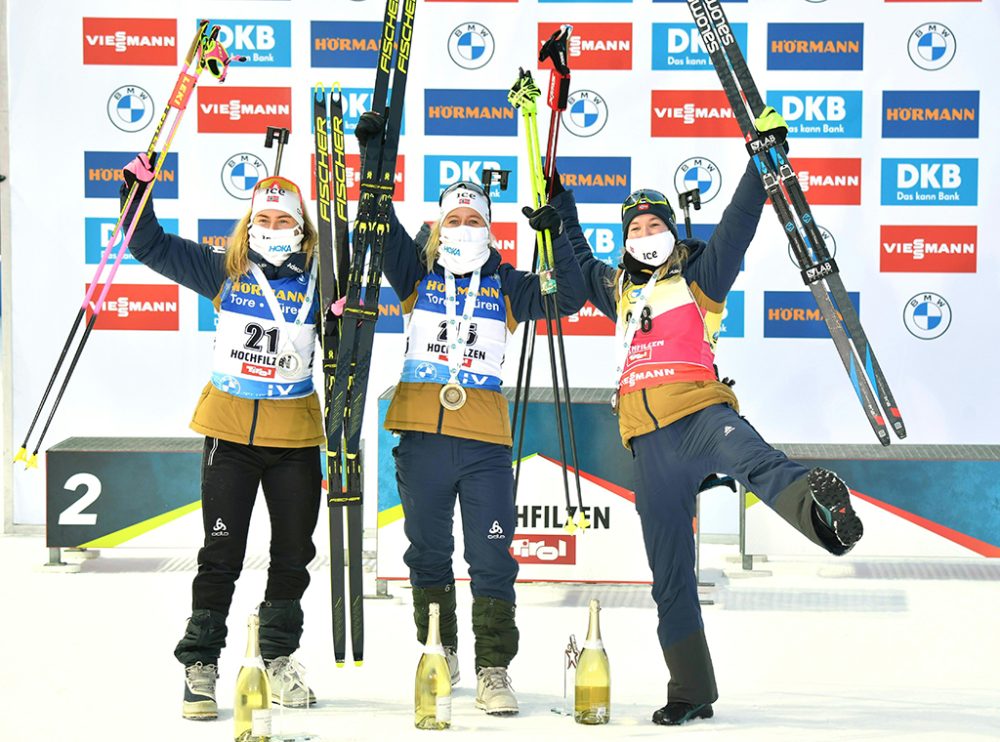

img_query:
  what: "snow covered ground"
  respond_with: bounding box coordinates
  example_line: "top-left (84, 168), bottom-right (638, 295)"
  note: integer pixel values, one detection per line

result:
top-left (3, 534), bottom-right (998, 742)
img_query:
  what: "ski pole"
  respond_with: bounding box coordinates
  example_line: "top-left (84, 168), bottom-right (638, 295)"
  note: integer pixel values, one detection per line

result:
top-left (16, 23), bottom-right (242, 467)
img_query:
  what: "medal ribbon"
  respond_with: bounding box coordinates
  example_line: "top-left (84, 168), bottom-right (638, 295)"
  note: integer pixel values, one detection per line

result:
top-left (248, 260), bottom-right (318, 358)
top-left (443, 268), bottom-right (482, 386)
top-left (612, 268), bottom-right (664, 388)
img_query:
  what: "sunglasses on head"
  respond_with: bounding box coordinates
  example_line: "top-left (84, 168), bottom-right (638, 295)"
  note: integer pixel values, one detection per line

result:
top-left (622, 189), bottom-right (676, 223)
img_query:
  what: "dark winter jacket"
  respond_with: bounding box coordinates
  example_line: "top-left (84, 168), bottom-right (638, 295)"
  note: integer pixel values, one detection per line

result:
top-left (120, 185), bottom-right (324, 448)
top-left (550, 158), bottom-right (768, 446)
top-left (382, 208), bottom-right (587, 446)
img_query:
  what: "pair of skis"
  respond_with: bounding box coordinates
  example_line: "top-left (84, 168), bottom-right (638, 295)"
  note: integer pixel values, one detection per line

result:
top-left (314, 0), bottom-right (416, 665)
top-left (687, 0), bottom-right (905, 445)
top-left (15, 22), bottom-right (241, 468)
top-left (508, 27), bottom-right (588, 532)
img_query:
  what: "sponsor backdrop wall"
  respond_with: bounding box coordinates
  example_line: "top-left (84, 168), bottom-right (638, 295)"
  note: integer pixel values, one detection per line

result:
top-left (6, 0), bottom-right (998, 554)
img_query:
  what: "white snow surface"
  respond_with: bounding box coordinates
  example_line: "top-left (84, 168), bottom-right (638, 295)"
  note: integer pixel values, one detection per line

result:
top-left (3, 535), bottom-right (998, 742)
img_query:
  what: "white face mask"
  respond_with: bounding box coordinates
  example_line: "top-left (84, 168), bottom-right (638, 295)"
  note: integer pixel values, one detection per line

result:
top-left (624, 230), bottom-right (675, 268)
top-left (438, 225), bottom-right (491, 274)
top-left (249, 224), bottom-right (304, 266)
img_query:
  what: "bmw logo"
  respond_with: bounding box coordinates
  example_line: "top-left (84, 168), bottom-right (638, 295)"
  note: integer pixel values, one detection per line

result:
top-left (563, 90), bottom-right (608, 138)
top-left (908, 22), bottom-right (956, 71)
top-left (222, 153), bottom-right (268, 200)
top-left (107, 85), bottom-right (154, 132)
top-left (903, 292), bottom-right (951, 340)
top-left (416, 362), bottom-right (436, 379)
top-left (674, 157), bottom-right (721, 203)
top-left (218, 376), bottom-right (241, 394)
top-left (448, 22), bottom-right (495, 70)
top-left (788, 225), bottom-right (836, 267)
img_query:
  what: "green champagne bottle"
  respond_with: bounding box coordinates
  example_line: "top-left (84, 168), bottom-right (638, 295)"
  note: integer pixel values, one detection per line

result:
top-left (574, 599), bottom-right (610, 725)
top-left (234, 613), bottom-right (271, 742)
top-left (414, 602), bottom-right (452, 730)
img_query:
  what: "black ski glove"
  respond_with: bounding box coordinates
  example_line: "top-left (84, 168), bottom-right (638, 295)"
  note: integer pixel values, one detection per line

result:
top-left (413, 222), bottom-right (432, 251)
top-left (522, 204), bottom-right (563, 235)
top-left (122, 152), bottom-right (158, 190)
top-left (355, 111), bottom-right (385, 147)
top-left (544, 167), bottom-right (565, 199)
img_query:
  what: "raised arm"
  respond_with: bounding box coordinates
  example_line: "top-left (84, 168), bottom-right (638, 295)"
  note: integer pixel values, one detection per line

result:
top-left (502, 206), bottom-right (587, 323)
top-left (382, 206), bottom-right (428, 302)
top-left (120, 183), bottom-right (227, 300)
top-left (684, 157), bottom-right (767, 305)
top-left (549, 189), bottom-right (617, 319)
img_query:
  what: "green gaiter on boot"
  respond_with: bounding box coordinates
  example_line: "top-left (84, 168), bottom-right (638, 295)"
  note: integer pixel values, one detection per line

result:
top-left (472, 596), bottom-right (519, 669)
top-left (413, 584), bottom-right (458, 649)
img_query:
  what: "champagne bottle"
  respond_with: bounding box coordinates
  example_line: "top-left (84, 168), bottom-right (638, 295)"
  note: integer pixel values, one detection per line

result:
top-left (574, 599), bottom-right (610, 725)
top-left (414, 602), bottom-right (452, 730)
top-left (234, 613), bottom-right (272, 742)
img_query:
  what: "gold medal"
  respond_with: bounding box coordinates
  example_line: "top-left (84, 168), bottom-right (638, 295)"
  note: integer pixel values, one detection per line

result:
top-left (439, 383), bottom-right (468, 411)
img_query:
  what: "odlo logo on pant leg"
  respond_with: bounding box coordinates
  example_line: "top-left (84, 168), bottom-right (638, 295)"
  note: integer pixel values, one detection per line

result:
top-left (212, 518), bottom-right (229, 537)
top-left (487, 520), bottom-right (505, 540)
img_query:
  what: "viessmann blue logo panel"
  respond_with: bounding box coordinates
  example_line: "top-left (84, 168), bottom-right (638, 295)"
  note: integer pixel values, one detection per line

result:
top-left (424, 89), bottom-right (518, 136)
top-left (767, 23), bottom-right (864, 71)
top-left (882, 91), bottom-right (979, 139)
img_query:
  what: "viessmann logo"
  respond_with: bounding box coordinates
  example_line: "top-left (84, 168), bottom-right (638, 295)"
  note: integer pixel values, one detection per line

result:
top-left (87, 284), bottom-right (180, 331)
top-left (882, 91), bottom-right (979, 139)
top-left (425, 89), bottom-right (517, 136)
top-left (880, 225), bottom-right (976, 273)
top-left (198, 87), bottom-right (292, 133)
top-left (651, 90), bottom-right (738, 137)
top-left (538, 23), bottom-right (632, 70)
top-left (767, 23), bottom-right (864, 71)
top-left (544, 302), bottom-right (614, 337)
top-left (789, 158), bottom-right (861, 205)
top-left (83, 18), bottom-right (177, 65)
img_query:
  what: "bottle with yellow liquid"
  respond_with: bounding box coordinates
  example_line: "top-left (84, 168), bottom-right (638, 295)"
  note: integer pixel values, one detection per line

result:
top-left (414, 602), bottom-right (452, 730)
top-left (574, 599), bottom-right (610, 724)
top-left (234, 613), bottom-right (272, 742)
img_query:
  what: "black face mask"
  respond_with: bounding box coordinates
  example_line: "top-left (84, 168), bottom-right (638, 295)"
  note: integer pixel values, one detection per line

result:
top-left (248, 249), bottom-right (308, 280)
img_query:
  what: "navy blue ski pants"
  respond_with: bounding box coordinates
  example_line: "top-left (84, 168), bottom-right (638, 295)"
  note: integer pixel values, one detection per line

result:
top-left (631, 404), bottom-right (808, 650)
top-left (393, 431), bottom-right (519, 603)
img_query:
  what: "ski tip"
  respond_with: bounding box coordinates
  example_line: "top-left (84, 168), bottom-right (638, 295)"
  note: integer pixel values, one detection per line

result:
top-left (576, 514), bottom-right (591, 531)
top-left (13, 447), bottom-right (26, 464)
top-left (335, 660), bottom-right (345, 668)
top-left (27, 453), bottom-right (39, 469)
top-left (354, 659), bottom-right (363, 667)
top-left (563, 521), bottom-right (577, 535)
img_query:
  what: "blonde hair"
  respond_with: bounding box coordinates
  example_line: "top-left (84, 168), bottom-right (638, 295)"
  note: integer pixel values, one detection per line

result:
top-left (422, 219), bottom-right (499, 271)
top-left (216, 208), bottom-right (319, 307)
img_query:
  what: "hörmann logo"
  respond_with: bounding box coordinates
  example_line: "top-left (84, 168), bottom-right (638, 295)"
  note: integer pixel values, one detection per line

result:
top-left (424, 155), bottom-right (519, 204)
top-left (767, 23), bottom-right (864, 71)
top-left (789, 158), bottom-right (861, 205)
top-left (375, 286), bottom-right (404, 333)
top-left (205, 20), bottom-right (291, 67)
top-left (85, 151), bottom-right (178, 198)
top-left (882, 91), bottom-right (979, 138)
top-left (509, 534), bottom-right (576, 566)
top-left (651, 90), bottom-right (738, 137)
top-left (538, 23), bottom-right (632, 70)
top-left (198, 87), bottom-right (292, 133)
top-left (425, 89), bottom-right (517, 136)
top-left (557, 156), bottom-right (630, 203)
top-left (764, 290), bottom-right (860, 339)
top-left (880, 225), bottom-right (976, 273)
top-left (83, 18), bottom-right (177, 65)
top-left (198, 219), bottom-right (239, 253)
top-left (652, 22), bottom-right (748, 70)
top-left (765, 90), bottom-right (862, 138)
top-left (880, 158), bottom-right (978, 206)
top-left (87, 284), bottom-right (180, 331)
top-left (311, 20), bottom-right (383, 67)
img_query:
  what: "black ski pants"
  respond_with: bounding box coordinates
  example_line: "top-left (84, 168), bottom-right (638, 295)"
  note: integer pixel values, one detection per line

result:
top-left (190, 437), bottom-right (322, 614)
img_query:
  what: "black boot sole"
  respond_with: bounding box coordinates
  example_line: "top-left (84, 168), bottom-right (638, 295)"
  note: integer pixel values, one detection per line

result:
top-left (809, 469), bottom-right (863, 549)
